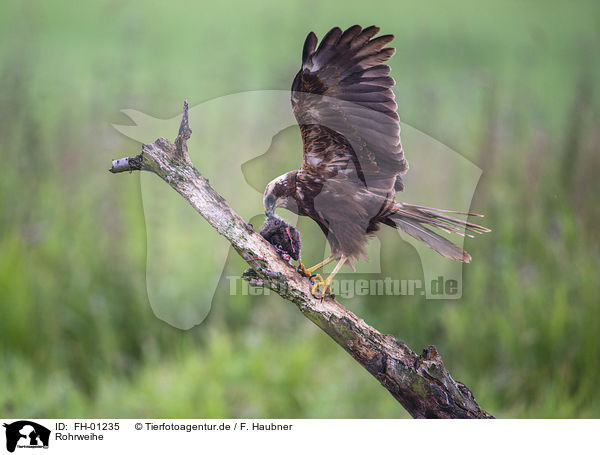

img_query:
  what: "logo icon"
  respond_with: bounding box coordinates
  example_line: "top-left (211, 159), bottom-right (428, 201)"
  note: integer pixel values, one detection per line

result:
top-left (3, 421), bottom-right (50, 452)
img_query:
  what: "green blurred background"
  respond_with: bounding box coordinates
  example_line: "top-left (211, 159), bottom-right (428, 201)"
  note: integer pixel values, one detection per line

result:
top-left (1, 0), bottom-right (599, 418)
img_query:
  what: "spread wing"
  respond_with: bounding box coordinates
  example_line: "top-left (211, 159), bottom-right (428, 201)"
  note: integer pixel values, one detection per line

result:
top-left (291, 25), bottom-right (408, 195)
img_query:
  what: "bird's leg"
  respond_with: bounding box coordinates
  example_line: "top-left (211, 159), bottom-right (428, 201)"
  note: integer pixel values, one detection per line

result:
top-left (297, 255), bottom-right (335, 277)
top-left (311, 256), bottom-right (347, 297)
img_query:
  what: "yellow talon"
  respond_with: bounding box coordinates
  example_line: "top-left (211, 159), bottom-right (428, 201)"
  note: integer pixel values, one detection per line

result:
top-left (310, 273), bottom-right (323, 283)
top-left (311, 275), bottom-right (333, 297)
top-left (298, 256), bottom-right (335, 277)
top-left (308, 256), bottom-right (348, 298)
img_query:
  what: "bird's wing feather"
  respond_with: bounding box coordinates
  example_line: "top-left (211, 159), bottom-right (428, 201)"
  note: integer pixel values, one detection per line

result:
top-left (291, 25), bottom-right (408, 194)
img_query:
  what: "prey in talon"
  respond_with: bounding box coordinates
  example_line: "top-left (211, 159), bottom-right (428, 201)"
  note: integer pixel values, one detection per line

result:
top-left (259, 215), bottom-right (333, 298)
top-left (244, 215), bottom-right (301, 286)
top-left (260, 214), bottom-right (302, 264)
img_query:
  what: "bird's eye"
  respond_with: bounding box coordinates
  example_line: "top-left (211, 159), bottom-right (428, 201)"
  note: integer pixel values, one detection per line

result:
top-left (265, 195), bottom-right (276, 207)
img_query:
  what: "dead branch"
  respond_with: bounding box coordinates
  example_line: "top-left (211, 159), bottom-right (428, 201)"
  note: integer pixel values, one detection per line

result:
top-left (110, 100), bottom-right (493, 418)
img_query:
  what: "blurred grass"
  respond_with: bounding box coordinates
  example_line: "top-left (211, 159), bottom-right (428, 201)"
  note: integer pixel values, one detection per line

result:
top-left (1, 0), bottom-right (599, 418)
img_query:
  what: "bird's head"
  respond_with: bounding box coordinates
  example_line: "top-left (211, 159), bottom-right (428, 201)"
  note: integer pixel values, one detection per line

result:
top-left (263, 171), bottom-right (297, 216)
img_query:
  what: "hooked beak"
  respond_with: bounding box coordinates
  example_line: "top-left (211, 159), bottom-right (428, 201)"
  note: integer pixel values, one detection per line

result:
top-left (264, 195), bottom-right (276, 217)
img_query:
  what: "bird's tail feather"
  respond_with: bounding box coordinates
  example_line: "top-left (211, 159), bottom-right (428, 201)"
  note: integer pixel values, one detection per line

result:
top-left (385, 203), bottom-right (490, 263)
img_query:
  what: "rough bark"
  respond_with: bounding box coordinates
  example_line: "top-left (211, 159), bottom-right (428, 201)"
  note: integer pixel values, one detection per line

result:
top-left (110, 100), bottom-right (493, 419)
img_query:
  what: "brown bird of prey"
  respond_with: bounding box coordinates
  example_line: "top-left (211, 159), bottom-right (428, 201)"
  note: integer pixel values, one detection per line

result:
top-left (263, 25), bottom-right (489, 296)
